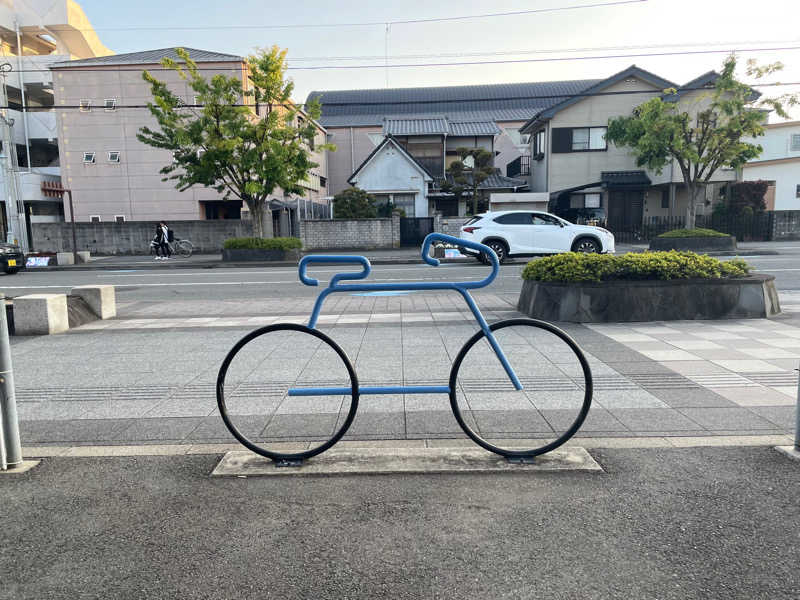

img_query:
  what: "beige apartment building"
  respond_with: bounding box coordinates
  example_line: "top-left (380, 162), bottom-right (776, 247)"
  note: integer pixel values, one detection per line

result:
top-left (51, 47), bottom-right (328, 231)
top-left (0, 0), bottom-right (111, 248)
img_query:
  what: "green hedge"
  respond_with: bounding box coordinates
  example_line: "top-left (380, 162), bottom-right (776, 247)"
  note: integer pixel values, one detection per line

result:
top-left (658, 228), bottom-right (728, 238)
top-left (521, 251), bottom-right (750, 283)
top-left (222, 237), bottom-right (303, 251)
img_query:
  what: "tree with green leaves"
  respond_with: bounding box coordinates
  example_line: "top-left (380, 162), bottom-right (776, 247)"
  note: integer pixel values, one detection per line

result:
top-left (137, 46), bottom-right (332, 237)
top-left (442, 147), bottom-right (495, 215)
top-left (332, 187), bottom-right (377, 219)
top-left (606, 55), bottom-right (798, 228)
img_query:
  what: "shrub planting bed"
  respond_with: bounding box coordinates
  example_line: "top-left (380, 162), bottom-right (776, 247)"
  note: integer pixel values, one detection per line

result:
top-left (222, 237), bottom-right (302, 262)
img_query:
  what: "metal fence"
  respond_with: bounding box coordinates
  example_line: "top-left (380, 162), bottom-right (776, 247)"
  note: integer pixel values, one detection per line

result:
top-left (605, 213), bottom-right (777, 244)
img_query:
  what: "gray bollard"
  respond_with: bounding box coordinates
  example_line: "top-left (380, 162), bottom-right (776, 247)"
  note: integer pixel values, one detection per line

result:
top-left (0, 294), bottom-right (21, 468)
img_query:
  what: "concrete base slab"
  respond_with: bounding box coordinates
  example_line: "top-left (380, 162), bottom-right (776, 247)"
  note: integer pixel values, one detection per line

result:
top-left (0, 460), bottom-right (40, 474)
top-left (775, 446), bottom-right (800, 461)
top-left (211, 447), bottom-right (604, 477)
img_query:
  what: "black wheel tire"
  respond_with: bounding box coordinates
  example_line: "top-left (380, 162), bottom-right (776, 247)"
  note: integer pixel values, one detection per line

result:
top-left (448, 318), bottom-right (593, 458)
top-left (216, 323), bottom-right (359, 462)
top-left (4, 268), bottom-right (20, 274)
top-left (481, 240), bottom-right (508, 264)
top-left (176, 241), bottom-right (192, 258)
top-left (572, 237), bottom-right (601, 253)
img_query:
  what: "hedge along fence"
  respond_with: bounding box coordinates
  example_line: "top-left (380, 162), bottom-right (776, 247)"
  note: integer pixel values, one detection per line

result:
top-left (657, 228), bottom-right (728, 238)
top-left (521, 251), bottom-right (750, 283)
top-left (222, 237), bottom-right (303, 250)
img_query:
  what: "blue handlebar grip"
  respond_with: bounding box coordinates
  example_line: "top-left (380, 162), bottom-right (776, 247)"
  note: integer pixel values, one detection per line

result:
top-left (298, 255), bottom-right (372, 288)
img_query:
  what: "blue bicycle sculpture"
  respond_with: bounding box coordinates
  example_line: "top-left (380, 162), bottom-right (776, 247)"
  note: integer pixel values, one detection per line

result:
top-left (216, 233), bottom-right (593, 464)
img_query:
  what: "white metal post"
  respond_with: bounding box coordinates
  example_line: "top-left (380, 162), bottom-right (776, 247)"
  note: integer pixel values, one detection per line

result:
top-left (0, 293), bottom-right (21, 468)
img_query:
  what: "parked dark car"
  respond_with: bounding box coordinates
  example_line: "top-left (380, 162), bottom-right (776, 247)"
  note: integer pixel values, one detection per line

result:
top-left (0, 243), bottom-right (25, 274)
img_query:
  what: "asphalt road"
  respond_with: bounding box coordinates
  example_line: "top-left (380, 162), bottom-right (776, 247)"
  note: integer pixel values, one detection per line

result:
top-left (1, 248), bottom-right (800, 303)
top-left (3, 447), bottom-right (800, 599)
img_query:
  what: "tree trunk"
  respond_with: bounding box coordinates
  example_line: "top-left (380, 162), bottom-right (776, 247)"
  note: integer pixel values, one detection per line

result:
top-left (684, 183), bottom-right (702, 230)
top-left (472, 185), bottom-right (479, 215)
top-left (245, 196), bottom-right (265, 238)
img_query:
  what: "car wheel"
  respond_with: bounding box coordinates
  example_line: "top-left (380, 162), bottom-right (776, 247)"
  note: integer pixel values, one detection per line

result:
top-left (571, 238), bottom-right (601, 253)
top-left (4, 268), bottom-right (19, 275)
top-left (483, 240), bottom-right (508, 264)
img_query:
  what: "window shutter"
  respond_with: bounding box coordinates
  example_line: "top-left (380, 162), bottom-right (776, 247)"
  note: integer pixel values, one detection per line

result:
top-left (551, 128), bottom-right (572, 153)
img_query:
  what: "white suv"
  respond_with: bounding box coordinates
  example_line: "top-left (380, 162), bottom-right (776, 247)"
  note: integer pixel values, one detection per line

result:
top-left (459, 210), bottom-right (615, 263)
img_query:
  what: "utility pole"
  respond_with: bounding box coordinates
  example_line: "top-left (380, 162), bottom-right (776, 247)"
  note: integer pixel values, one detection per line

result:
top-left (0, 62), bottom-right (28, 250)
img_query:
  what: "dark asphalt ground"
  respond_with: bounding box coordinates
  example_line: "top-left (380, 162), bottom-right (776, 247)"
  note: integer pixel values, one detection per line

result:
top-left (2, 446), bottom-right (800, 599)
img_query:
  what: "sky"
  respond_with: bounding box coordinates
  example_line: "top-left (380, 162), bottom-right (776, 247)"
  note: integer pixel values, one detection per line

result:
top-left (76, 0), bottom-right (800, 121)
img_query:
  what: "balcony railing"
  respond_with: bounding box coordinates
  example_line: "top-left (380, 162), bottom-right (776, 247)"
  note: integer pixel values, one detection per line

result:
top-left (506, 155), bottom-right (531, 178)
top-left (414, 156), bottom-right (444, 177)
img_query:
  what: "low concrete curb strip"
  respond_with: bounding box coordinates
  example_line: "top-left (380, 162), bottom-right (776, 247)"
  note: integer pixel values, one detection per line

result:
top-left (211, 447), bottom-right (604, 477)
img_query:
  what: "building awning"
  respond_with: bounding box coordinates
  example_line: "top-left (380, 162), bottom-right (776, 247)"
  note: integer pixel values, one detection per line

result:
top-left (549, 182), bottom-right (602, 198)
top-left (601, 170), bottom-right (651, 187)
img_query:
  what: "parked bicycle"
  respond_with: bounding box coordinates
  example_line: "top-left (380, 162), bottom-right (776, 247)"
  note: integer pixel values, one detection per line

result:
top-left (149, 237), bottom-right (194, 258)
top-left (216, 233), bottom-right (593, 465)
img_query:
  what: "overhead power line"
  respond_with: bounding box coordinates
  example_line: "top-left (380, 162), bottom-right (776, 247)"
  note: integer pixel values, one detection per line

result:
top-left (55, 0), bottom-right (647, 32)
top-left (13, 44), bottom-right (799, 74)
top-left (6, 81), bottom-right (798, 112)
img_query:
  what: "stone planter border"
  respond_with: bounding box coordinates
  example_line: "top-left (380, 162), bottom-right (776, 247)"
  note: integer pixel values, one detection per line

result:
top-left (221, 248), bottom-right (301, 262)
top-left (517, 274), bottom-right (780, 323)
top-left (649, 235), bottom-right (736, 252)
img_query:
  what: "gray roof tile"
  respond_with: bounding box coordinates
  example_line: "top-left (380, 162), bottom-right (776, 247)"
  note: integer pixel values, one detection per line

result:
top-left (381, 117), bottom-right (501, 136)
top-left (52, 47), bottom-right (244, 68)
top-left (308, 79), bottom-right (600, 127)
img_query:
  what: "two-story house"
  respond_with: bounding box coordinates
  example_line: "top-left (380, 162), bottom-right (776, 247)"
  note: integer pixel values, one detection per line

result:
top-left (519, 65), bottom-right (738, 231)
top-left (51, 47), bottom-right (328, 235)
top-left (307, 80), bottom-right (604, 217)
top-left (742, 121), bottom-right (800, 211)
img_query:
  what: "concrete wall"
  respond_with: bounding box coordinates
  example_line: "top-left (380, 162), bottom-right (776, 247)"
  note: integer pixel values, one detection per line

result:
top-left (31, 219), bottom-right (252, 254)
top-left (300, 215), bottom-right (401, 250)
top-left (438, 217), bottom-right (471, 238)
top-left (772, 210), bottom-right (800, 240)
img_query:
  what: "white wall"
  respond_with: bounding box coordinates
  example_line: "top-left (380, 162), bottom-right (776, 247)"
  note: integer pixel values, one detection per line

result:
top-left (349, 142), bottom-right (430, 216)
top-left (743, 160), bottom-right (800, 211)
top-left (745, 123), bottom-right (800, 162)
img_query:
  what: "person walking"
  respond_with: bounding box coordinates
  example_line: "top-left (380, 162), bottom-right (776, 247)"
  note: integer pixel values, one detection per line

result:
top-left (154, 221), bottom-right (171, 260)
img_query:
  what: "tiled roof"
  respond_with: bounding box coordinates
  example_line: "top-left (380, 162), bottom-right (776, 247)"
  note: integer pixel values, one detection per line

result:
top-left (308, 79), bottom-right (600, 127)
top-left (52, 47), bottom-right (244, 68)
top-left (601, 170), bottom-right (652, 186)
top-left (384, 117), bottom-right (449, 135)
top-left (441, 170), bottom-right (528, 190)
top-left (381, 117), bottom-right (501, 136)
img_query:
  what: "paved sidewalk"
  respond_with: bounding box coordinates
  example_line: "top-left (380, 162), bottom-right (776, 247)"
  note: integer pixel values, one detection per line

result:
top-left (8, 290), bottom-right (799, 449)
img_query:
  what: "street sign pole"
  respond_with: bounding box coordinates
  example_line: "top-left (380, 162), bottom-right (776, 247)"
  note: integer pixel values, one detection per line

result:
top-left (0, 293), bottom-right (21, 469)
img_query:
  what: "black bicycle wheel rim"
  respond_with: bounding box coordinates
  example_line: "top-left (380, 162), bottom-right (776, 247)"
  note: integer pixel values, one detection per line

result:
top-left (216, 323), bottom-right (359, 461)
top-left (448, 318), bottom-right (593, 458)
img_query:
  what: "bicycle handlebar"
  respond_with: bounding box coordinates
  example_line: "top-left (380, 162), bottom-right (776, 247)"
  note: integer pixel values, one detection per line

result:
top-left (420, 233), bottom-right (499, 270)
top-left (298, 255), bottom-right (371, 287)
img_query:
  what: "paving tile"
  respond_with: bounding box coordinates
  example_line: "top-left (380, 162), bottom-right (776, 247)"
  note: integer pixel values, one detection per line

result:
top-left (665, 340), bottom-right (725, 351)
top-left (405, 394), bottom-right (453, 412)
top-left (592, 389), bottom-right (669, 409)
top-left (688, 331), bottom-right (746, 341)
top-left (754, 338), bottom-right (800, 348)
top-left (18, 419), bottom-right (131, 443)
top-left (662, 361), bottom-right (732, 376)
top-left (638, 350), bottom-right (702, 362)
top-left (144, 398), bottom-right (218, 418)
top-left (775, 386), bottom-right (799, 398)
top-left (541, 407), bottom-right (627, 433)
top-left (604, 361), bottom-right (675, 375)
top-left (631, 326), bottom-right (682, 334)
top-left (747, 406), bottom-right (796, 429)
top-left (731, 347), bottom-right (799, 359)
top-left (343, 412), bottom-right (405, 437)
top-left (526, 390), bottom-right (587, 410)
top-left (405, 410), bottom-right (470, 435)
top-left (646, 387), bottom-right (736, 408)
top-left (688, 349), bottom-right (754, 360)
top-left (710, 359), bottom-right (787, 373)
top-left (710, 386), bottom-right (798, 407)
top-left (601, 333), bottom-right (657, 342)
top-left (472, 409), bottom-right (553, 434)
top-left (114, 417), bottom-right (203, 441)
top-left (609, 408), bottom-right (704, 432)
top-left (463, 392), bottom-right (535, 411)
top-left (187, 415), bottom-right (268, 441)
top-left (16, 401), bottom-right (96, 421)
top-left (676, 407), bottom-right (779, 431)
top-left (262, 414), bottom-right (339, 438)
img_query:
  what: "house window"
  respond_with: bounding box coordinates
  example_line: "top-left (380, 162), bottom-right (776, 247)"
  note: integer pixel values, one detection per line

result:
top-left (114, 215), bottom-right (125, 223)
top-left (103, 98), bottom-right (116, 111)
top-left (661, 189), bottom-right (670, 209)
top-left (796, 184), bottom-right (800, 198)
top-left (320, 175), bottom-right (327, 188)
top-left (90, 215), bottom-right (101, 223)
top-left (584, 193), bottom-right (601, 208)
top-left (534, 130), bottom-right (546, 158)
top-left (791, 134), bottom-right (800, 152)
top-left (552, 127), bottom-right (607, 153)
top-left (83, 152), bottom-right (96, 164)
top-left (79, 99), bottom-right (91, 112)
top-left (108, 151), bottom-right (120, 163)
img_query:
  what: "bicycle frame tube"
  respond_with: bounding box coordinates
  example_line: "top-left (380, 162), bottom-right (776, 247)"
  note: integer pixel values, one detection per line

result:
top-left (289, 233), bottom-right (523, 395)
